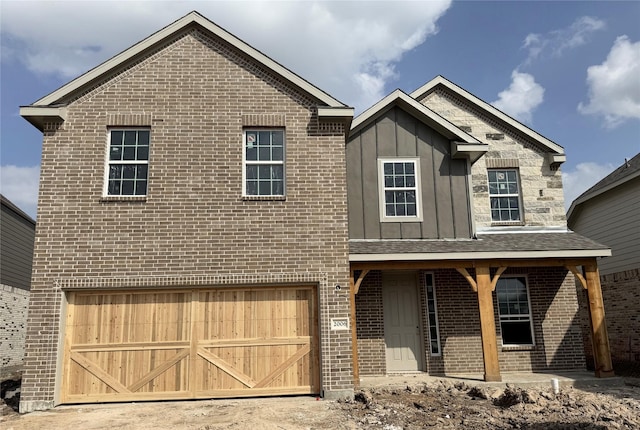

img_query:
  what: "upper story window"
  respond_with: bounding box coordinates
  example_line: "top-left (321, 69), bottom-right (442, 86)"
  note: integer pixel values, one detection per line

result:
top-left (243, 129), bottom-right (285, 197)
top-left (105, 129), bottom-right (150, 196)
top-left (378, 158), bottom-right (422, 222)
top-left (488, 169), bottom-right (521, 222)
top-left (496, 276), bottom-right (534, 346)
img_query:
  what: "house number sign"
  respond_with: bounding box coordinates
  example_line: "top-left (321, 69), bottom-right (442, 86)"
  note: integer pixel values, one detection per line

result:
top-left (330, 318), bottom-right (349, 330)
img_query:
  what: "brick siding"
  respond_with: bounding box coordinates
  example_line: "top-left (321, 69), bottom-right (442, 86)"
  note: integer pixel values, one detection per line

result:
top-left (0, 284), bottom-right (29, 369)
top-left (356, 268), bottom-right (585, 376)
top-left (22, 28), bottom-right (352, 411)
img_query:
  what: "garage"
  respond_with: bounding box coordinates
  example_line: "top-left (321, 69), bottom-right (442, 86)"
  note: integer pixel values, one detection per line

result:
top-left (61, 286), bottom-right (319, 404)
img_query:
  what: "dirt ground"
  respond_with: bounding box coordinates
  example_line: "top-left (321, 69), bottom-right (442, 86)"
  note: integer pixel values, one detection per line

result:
top-left (2, 376), bottom-right (640, 429)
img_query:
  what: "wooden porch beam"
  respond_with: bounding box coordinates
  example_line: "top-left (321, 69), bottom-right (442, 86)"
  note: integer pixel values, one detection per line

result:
top-left (351, 258), bottom-right (595, 272)
top-left (455, 267), bottom-right (477, 292)
top-left (584, 264), bottom-right (614, 378)
top-left (567, 265), bottom-right (588, 289)
top-left (476, 266), bottom-right (501, 382)
top-left (490, 267), bottom-right (507, 291)
top-left (353, 270), bottom-right (370, 295)
top-left (349, 270), bottom-right (360, 387)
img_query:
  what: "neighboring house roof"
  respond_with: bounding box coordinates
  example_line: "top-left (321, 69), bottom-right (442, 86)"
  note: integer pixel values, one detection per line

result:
top-left (1, 194), bottom-right (36, 226)
top-left (567, 152), bottom-right (640, 222)
top-left (20, 11), bottom-right (353, 131)
top-left (349, 232), bottom-right (610, 261)
top-left (410, 75), bottom-right (566, 160)
top-left (350, 89), bottom-right (488, 163)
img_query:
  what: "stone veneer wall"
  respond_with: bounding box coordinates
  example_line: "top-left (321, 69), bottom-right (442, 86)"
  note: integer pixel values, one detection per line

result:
top-left (22, 28), bottom-right (352, 412)
top-left (418, 89), bottom-right (566, 229)
top-left (577, 268), bottom-right (640, 373)
top-left (356, 268), bottom-right (585, 376)
top-left (0, 284), bottom-right (29, 370)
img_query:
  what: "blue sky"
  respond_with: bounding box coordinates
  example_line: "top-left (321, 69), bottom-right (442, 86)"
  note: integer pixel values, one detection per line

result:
top-left (1, 1), bottom-right (639, 219)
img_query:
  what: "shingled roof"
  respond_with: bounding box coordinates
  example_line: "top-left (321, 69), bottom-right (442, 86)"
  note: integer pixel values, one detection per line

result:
top-left (567, 152), bottom-right (640, 221)
top-left (349, 232), bottom-right (610, 261)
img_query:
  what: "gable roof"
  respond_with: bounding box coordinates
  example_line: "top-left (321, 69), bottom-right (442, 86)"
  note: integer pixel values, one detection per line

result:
top-left (350, 89), bottom-right (487, 163)
top-left (21, 11), bottom-right (352, 130)
top-left (567, 152), bottom-right (640, 221)
top-left (410, 75), bottom-right (565, 157)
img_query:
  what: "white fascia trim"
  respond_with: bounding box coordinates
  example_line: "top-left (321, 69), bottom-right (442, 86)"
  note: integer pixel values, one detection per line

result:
top-left (349, 249), bottom-right (612, 261)
top-left (451, 141), bottom-right (488, 164)
top-left (33, 12), bottom-right (346, 108)
top-left (19, 106), bottom-right (67, 120)
top-left (410, 76), bottom-right (565, 155)
top-left (317, 107), bottom-right (354, 118)
top-left (567, 169), bottom-right (640, 220)
top-left (351, 89), bottom-right (480, 144)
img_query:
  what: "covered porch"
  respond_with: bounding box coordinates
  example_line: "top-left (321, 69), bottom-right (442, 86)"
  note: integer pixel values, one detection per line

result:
top-left (348, 233), bottom-right (615, 385)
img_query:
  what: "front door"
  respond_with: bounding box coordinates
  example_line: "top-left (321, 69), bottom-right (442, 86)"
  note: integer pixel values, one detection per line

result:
top-left (383, 272), bottom-right (422, 372)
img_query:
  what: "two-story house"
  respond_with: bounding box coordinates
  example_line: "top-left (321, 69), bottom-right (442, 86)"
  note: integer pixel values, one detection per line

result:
top-left (18, 12), bottom-right (354, 412)
top-left (347, 78), bottom-right (613, 383)
top-left (19, 12), bottom-right (614, 412)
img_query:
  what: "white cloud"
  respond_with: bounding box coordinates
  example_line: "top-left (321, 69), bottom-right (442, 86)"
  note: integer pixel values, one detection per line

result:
top-left (0, 165), bottom-right (40, 218)
top-left (523, 16), bottom-right (605, 64)
top-left (578, 36), bottom-right (640, 127)
top-left (492, 71), bottom-right (544, 123)
top-left (0, 0), bottom-right (452, 111)
top-left (562, 162), bottom-right (614, 211)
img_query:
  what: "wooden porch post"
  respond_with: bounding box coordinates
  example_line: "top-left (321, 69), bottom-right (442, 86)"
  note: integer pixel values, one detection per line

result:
top-left (476, 266), bottom-right (501, 382)
top-left (349, 270), bottom-right (360, 387)
top-left (584, 264), bottom-right (615, 377)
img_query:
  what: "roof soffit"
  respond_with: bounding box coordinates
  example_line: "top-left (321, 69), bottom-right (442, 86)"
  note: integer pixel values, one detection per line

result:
top-left (24, 11), bottom-right (349, 110)
top-left (411, 76), bottom-right (565, 156)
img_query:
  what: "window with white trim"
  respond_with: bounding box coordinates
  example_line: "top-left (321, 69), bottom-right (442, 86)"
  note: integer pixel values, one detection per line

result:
top-left (496, 276), bottom-right (534, 346)
top-left (243, 129), bottom-right (285, 196)
top-left (106, 129), bottom-right (150, 196)
top-left (425, 273), bottom-right (441, 356)
top-left (378, 158), bottom-right (421, 222)
top-left (488, 169), bottom-right (521, 222)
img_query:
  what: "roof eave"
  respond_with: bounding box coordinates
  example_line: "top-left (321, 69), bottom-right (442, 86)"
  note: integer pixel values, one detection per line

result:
top-left (26, 11), bottom-right (347, 112)
top-left (349, 248), bottom-right (612, 262)
top-left (350, 90), bottom-right (480, 144)
top-left (411, 76), bottom-right (565, 155)
top-left (19, 106), bottom-right (68, 132)
top-left (451, 141), bottom-right (489, 165)
top-left (567, 169), bottom-right (640, 221)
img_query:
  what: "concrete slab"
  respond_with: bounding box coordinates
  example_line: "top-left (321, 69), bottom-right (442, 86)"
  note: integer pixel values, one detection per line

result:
top-left (359, 371), bottom-right (624, 390)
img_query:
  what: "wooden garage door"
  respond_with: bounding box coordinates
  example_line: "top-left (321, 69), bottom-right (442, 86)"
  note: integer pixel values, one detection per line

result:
top-left (61, 286), bottom-right (319, 403)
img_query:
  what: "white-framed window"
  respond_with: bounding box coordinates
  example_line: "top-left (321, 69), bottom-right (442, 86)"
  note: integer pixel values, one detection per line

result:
top-left (243, 129), bottom-right (285, 196)
top-left (496, 276), bottom-right (534, 346)
top-left (105, 129), bottom-right (150, 196)
top-left (488, 169), bottom-right (522, 222)
top-left (424, 273), bottom-right (441, 356)
top-left (378, 158), bottom-right (422, 222)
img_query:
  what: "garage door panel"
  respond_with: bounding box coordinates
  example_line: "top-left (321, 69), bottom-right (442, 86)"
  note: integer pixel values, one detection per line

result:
top-left (62, 286), bottom-right (318, 403)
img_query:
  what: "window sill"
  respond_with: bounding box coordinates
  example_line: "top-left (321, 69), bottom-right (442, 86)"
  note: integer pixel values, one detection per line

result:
top-left (491, 221), bottom-right (525, 227)
top-left (501, 345), bottom-right (535, 352)
top-left (241, 195), bottom-right (286, 201)
top-left (100, 196), bottom-right (147, 203)
top-left (381, 217), bottom-right (423, 223)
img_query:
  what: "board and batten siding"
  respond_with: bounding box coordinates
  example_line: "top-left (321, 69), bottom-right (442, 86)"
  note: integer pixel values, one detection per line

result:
top-left (569, 177), bottom-right (640, 275)
top-left (347, 106), bottom-right (472, 240)
top-left (0, 197), bottom-right (36, 291)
